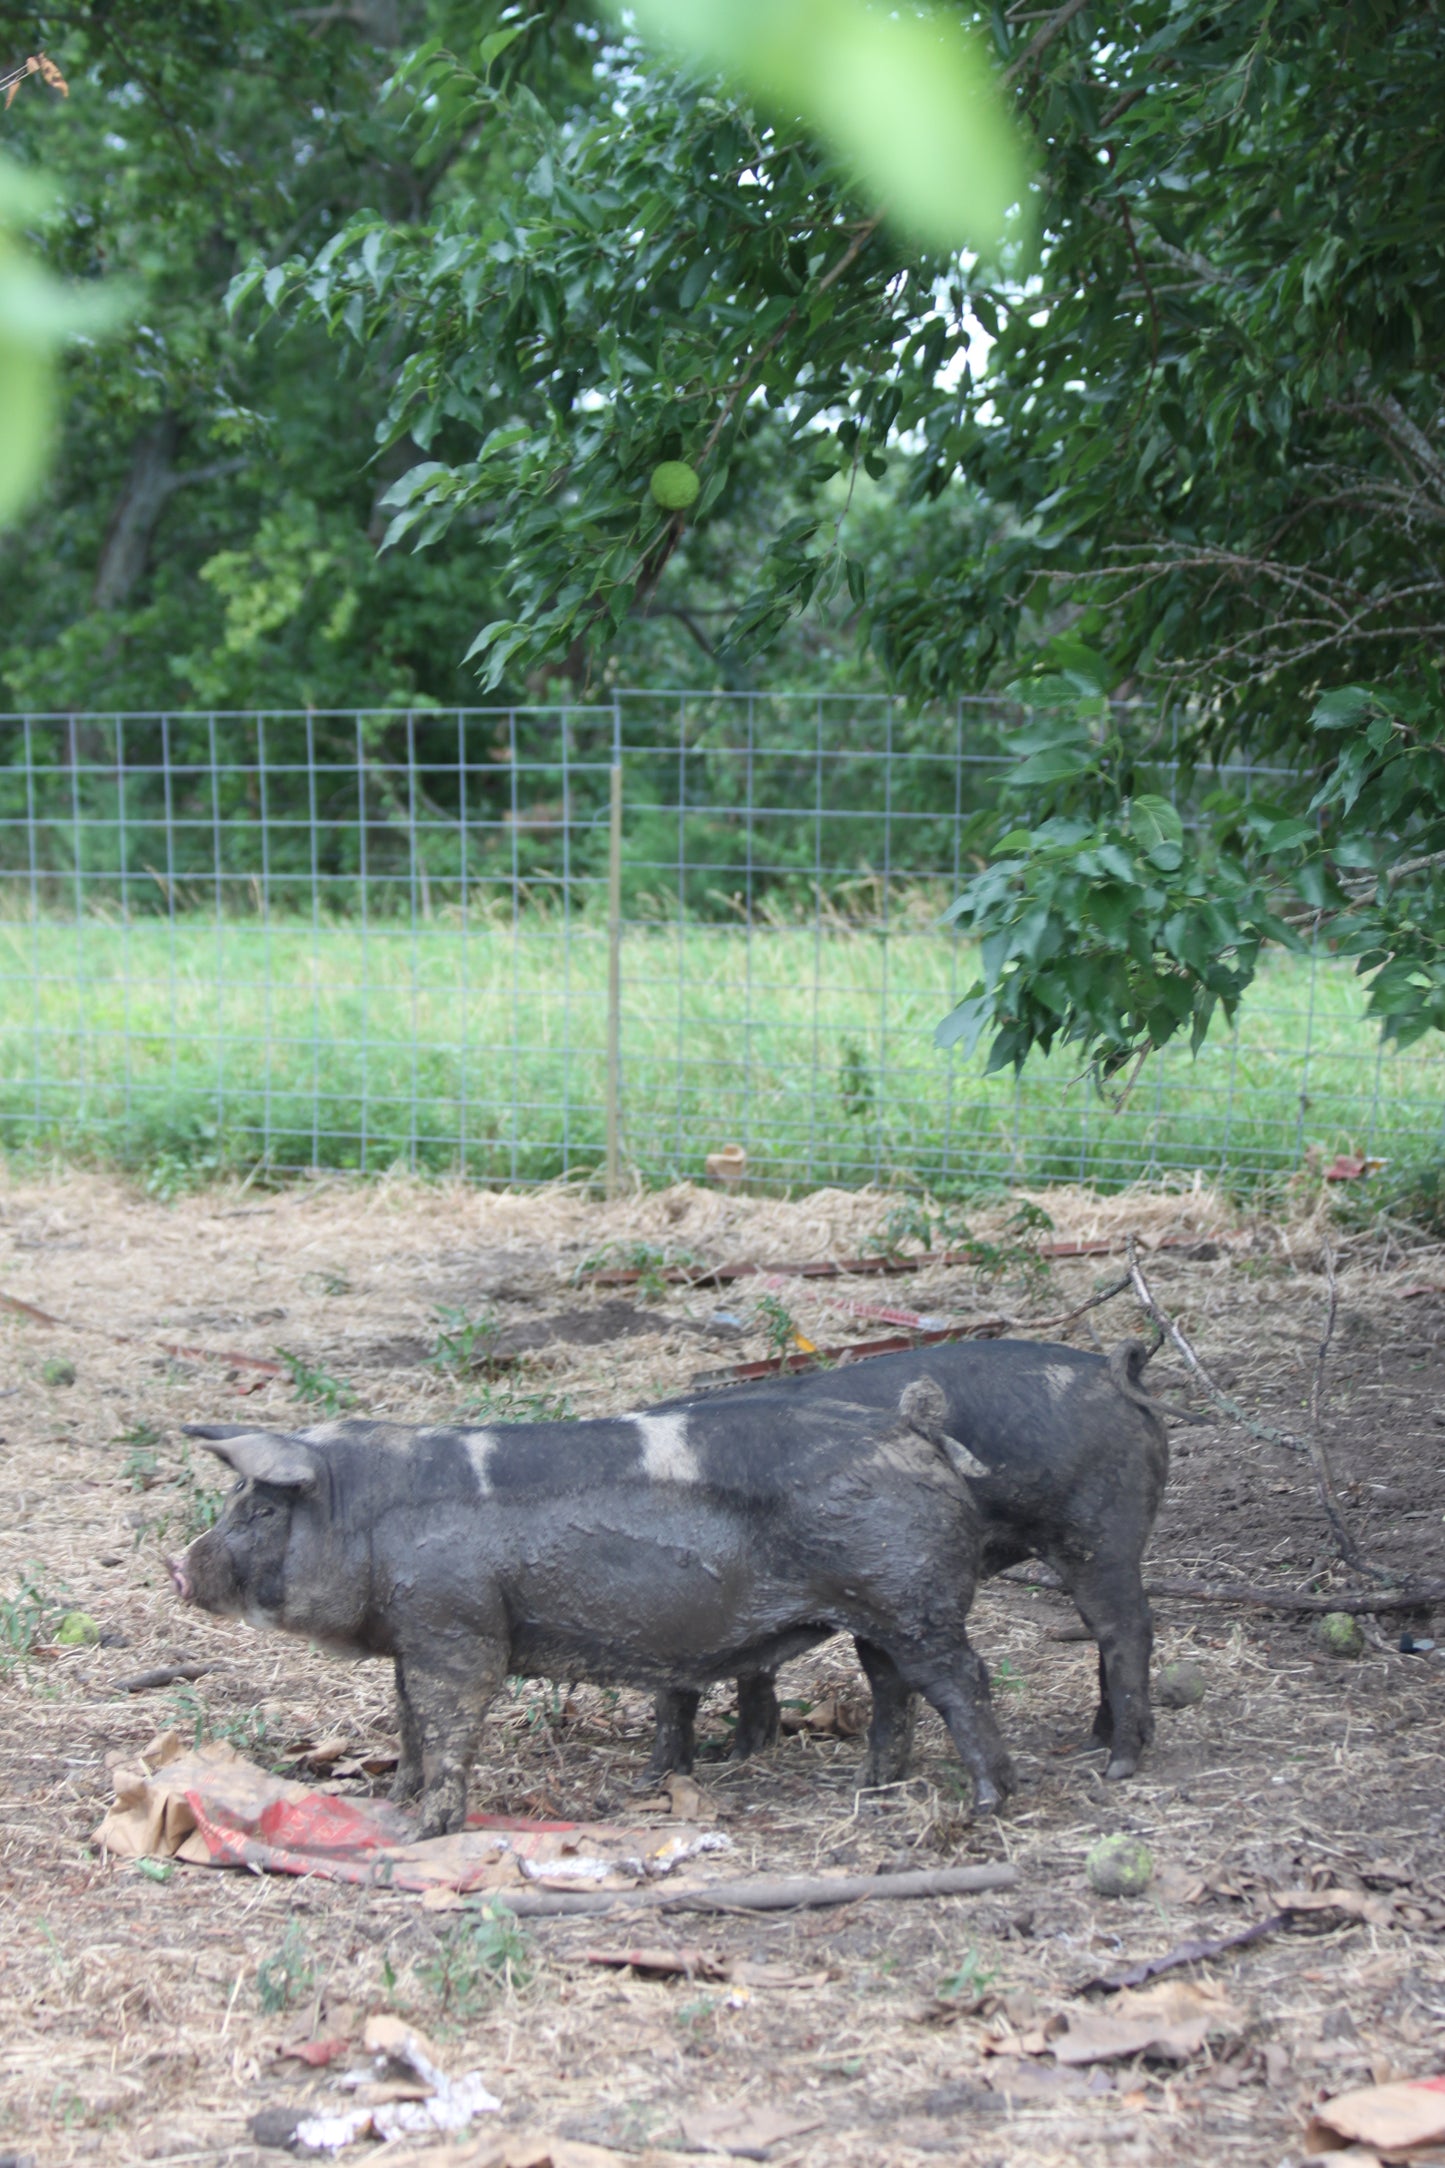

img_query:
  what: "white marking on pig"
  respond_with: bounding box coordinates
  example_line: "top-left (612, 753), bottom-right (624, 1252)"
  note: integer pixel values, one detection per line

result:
top-left (632, 1412), bottom-right (700, 1484)
top-left (1044, 1363), bottom-right (1076, 1403)
top-left (462, 1430), bottom-right (499, 1496)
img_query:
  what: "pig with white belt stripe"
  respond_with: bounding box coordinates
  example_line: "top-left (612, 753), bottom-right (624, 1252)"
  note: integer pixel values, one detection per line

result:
top-left (170, 1378), bottom-right (1009, 1838)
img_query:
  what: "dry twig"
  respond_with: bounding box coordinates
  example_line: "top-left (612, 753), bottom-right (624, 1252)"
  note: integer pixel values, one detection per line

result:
top-left (1127, 1237), bottom-right (1391, 1580)
top-left (487, 1862), bottom-right (1017, 1919)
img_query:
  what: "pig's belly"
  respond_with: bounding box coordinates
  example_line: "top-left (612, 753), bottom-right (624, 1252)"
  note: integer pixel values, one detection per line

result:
top-left (496, 1507), bottom-right (846, 1689)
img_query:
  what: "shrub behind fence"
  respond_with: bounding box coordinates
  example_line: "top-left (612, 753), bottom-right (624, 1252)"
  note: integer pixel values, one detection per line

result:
top-left (1, 696), bottom-right (1438, 1192)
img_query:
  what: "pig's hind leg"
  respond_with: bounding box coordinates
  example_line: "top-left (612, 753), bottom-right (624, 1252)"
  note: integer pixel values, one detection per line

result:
top-left (854, 1639), bottom-right (916, 1787)
top-left (1055, 1552), bottom-right (1154, 1779)
top-left (876, 1636), bottom-right (1014, 1813)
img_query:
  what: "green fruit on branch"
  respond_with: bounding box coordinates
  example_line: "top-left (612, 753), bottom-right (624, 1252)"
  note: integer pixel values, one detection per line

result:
top-left (650, 460), bottom-right (701, 511)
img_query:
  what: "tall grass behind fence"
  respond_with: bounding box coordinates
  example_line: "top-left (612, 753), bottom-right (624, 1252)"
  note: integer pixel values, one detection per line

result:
top-left (0, 698), bottom-right (1439, 1192)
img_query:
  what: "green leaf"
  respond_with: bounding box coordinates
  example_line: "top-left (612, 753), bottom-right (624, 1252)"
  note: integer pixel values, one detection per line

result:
top-left (1130, 795), bottom-right (1185, 872)
top-left (934, 990), bottom-right (993, 1057)
top-left (1311, 686), bottom-right (1378, 731)
top-left (479, 24), bottom-right (529, 69)
top-left (611, 0), bottom-right (1028, 253)
top-left (1009, 744), bottom-right (1097, 786)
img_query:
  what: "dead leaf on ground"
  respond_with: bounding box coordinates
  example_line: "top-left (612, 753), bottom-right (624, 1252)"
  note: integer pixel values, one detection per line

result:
top-left (986, 1982), bottom-right (1242, 2068)
top-left (1275, 1885), bottom-right (1401, 1930)
top-left (277, 2034), bottom-right (352, 2068)
top-left (577, 1948), bottom-right (819, 1991)
top-left (403, 2135), bottom-right (692, 2168)
top-left (778, 1693), bottom-right (867, 1739)
top-left (1305, 2075), bottom-right (1445, 2160)
top-left (580, 1945), bottom-right (721, 1980)
top-left (663, 1771), bottom-right (713, 1820)
top-left (676, 2102), bottom-right (825, 2157)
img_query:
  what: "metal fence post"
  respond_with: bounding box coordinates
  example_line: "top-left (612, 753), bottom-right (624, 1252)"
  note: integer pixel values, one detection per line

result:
top-left (605, 706), bottom-right (624, 1199)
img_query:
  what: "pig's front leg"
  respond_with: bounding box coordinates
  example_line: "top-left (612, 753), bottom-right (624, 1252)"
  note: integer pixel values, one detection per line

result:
top-left (646, 1688), bottom-right (700, 1782)
top-left (389, 1653), bottom-right (426, 1805)
top-left (397, 1638), bottom-right (507, 1838)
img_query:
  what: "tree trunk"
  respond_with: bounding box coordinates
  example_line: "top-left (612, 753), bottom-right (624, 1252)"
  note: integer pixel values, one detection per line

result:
top-left (92, 411), bottom-right (181, 611)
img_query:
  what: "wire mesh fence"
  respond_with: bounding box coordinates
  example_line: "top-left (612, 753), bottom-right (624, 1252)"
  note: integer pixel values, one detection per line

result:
top-left (1, 697), bottom-right (1440, 1193)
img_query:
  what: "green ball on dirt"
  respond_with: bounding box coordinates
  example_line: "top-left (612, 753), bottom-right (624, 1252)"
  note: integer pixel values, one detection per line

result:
top-left (42, 1358), bottom-right (77, 1387)
top-left (1158, 1659), bottom-right (1208, 1709)
top-left (650, 460), bottom-right (701, 511)
top-left (1317, 1611), bottom-right (1365, 1658)
top-left (1086, 1834), bottom-right (1154, 1898)
top-left (55, 1610), bottom-right (100, 1646)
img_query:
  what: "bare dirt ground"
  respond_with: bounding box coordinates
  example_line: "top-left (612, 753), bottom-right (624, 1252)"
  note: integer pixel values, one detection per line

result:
top-left (0, 1166), bottom-right (1441, 2168)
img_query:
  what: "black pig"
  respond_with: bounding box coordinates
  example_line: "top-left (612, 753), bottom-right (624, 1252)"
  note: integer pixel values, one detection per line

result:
top-left (650, 1337), bottom-right (1175, 1784)
top-left (171, 1378), bottom-right (1010, 1837)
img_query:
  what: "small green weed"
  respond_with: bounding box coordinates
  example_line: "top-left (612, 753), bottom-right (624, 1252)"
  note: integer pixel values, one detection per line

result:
top-left (168, 1683), bottom-right (280, 1762)
top-left (417, 1905), bottom-right (531, 2016)
top-left (866, 1198), bottom-right (1055, 1294)
top-left (872, 1199), bottom-right (935, 1256)
top-left (753, 1289), bottom-right (807, 1360)
top-left (459, 1382), bottom-right (574, 1424)
top-left (256, 1922), bottom-right (314, 2014)
top-left (278, 1348), bottom-right (356, 1413)
top-left (937, 1948), bottom-right (999, 2001)
top-left (839, 1039), bottom-right (875, 1121)
top-left (991, 1658), bottom-right (1025, 1695)
top-left (134, 1442), bottom-right (225, 1549)
top-left (120, 1433), bottom-right (162, 1490)
top-left (574, 1240), bottom-right (699, 1302)
top-left (0, 1571), bottom-right (58, 1672)
top-left (429, 1304), bottom-right (499, 1374)
top-left (301, 1268), bottom-right (353, 1296)
top-left (122, 1449), bottom-right (161, 1491)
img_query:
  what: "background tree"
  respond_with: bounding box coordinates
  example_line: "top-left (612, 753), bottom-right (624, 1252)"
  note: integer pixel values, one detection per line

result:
top-left (251, 0), bottom-right (1444, 1069)
top-left (8, 2), bottom-right (1445, 1076)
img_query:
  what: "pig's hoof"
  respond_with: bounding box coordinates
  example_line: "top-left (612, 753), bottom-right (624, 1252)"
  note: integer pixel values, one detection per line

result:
top-left (388, 1769), bottom-right (423, 1806)
top-left (636, 1758), bottom-right (683, 1790)
top-left (415, 1804), bottom-right (463, 1839)
top-left (972, 1775), bottom-right (1005, 1814)
top-left (1104, 1751), bottom-right (1140, 1781)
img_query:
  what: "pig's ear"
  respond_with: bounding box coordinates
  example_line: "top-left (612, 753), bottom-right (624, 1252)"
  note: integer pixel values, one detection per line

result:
top-left (195, 1431), bottom-right (318, 1490)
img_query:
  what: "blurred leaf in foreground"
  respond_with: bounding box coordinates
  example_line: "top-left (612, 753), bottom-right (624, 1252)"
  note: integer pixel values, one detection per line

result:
top-left (614, 0), bottom-right (1027, 252)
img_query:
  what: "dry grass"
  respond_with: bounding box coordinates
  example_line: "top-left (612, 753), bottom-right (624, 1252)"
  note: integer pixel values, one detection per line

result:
top-left (0, 1165), bottom-right (1441, 2166)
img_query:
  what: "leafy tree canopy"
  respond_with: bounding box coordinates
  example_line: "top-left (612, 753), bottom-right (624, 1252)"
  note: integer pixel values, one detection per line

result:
top-left (248, 0), bottom-right (1445, 1069)
top-left (7, 1), bottom-right (1445, 1081)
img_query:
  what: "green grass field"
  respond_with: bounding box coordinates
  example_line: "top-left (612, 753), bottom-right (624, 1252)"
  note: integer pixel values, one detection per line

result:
top-left (2, 905), bottom-right (1440, 1192)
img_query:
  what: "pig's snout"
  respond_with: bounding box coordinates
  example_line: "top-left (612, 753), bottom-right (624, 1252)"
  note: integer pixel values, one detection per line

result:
top-left (166, 1556), bottom-right (193, 1602)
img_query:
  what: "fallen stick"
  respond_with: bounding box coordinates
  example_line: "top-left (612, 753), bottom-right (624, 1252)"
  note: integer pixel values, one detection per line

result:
top-left (116, 1662), bottom-right (213, 1693)
top-left (1078, 1913), bottom-right (1291, 1994)
top-left (587, 1234), bottom-right (1214, 1291)
top-left (1001, 1568), bottom-right (1445, 1615)
top-left (486, 1862), bottom-right (1017, 1919)
top-left (1126, 1237), bottom-right (1299, 1451)
top-left (0, 1289), bottom-right (285, 1378)
top-left (689, 1318), bottom-right (1012, 1386)
top-left (155, 1342), bottom-right (283, 1375)
top-left (1128, 1237), bottom-right (1394, 1582)
top-left (0, 1289), bottom-right (65, 1326)
top-left (1144, 1574), bottom-right (1445, 1615)
top-left (689, 1275), bottom-right (1141, 1388)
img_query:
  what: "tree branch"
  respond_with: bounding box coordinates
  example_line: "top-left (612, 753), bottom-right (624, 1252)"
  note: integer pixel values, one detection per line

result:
top-left (1002, 0), bottom-right (1092, 87)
